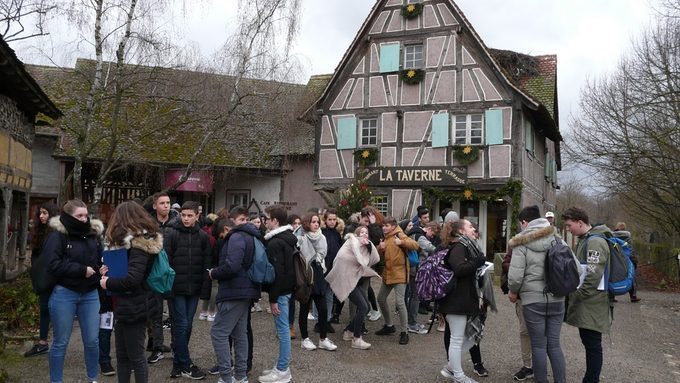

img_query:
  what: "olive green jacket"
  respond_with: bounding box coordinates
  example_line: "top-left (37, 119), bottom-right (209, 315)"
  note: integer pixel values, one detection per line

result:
top-left (566, 224), bottom-right (612, 334)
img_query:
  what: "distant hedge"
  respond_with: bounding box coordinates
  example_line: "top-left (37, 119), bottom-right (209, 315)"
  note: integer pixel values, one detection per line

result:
top-left (635, 242), bottom-right (680, 283)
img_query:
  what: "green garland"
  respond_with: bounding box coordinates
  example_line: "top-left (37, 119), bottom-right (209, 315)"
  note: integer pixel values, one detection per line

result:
top-left (423, 179), bottom-right (524, 235)
top-left (336, 179), bottom-right (372, 220)
top-left (400, 69), bottom-right (425, 85)
top-left (452, 145), bottom-right (481, 166)
top-left (401, 3), bottom-right (423, 19)
top-left (353, 148), bottom-right (379, 167)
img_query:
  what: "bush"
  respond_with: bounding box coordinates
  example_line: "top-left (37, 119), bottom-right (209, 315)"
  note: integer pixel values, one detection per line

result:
top-left (635, 242), bottom-right (680, 283)
top-left (0, 273), bottom-right (39, 333)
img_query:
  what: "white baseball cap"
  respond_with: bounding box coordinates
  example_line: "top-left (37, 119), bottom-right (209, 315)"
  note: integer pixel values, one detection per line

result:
top-left (545, 211), bottom-right (555, 218)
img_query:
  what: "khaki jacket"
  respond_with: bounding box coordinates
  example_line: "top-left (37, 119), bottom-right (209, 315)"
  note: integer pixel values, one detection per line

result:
top-left (566, 225), bottom-right (612, 334)
top-left (380, 226), bottom-right (419, 285)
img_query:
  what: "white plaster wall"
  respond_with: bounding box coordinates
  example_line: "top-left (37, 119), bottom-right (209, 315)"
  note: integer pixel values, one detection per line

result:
top-left (214, 174), bottom-right (281, 211)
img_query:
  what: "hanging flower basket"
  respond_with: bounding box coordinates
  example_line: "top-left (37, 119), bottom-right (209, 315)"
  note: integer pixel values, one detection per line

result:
top-left (401, 3), bottom-right (423, 19)
top-left (400, 69), bottom-right (425, 85)
top-left (354, 148), bottom-right (379, 167)
top-left (452, 145), bottom-right (481, 166)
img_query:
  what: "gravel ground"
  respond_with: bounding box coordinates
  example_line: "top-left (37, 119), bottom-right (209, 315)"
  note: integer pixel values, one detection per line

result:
top-left (6, 282), bottom-right (680, 383)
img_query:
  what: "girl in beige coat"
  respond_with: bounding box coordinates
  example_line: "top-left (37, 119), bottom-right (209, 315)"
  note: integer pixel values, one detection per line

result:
top-left (325, 226), bottom-right (380, 349)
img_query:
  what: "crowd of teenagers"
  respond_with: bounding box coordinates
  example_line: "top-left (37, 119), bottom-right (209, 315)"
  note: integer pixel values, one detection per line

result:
top-left (26, 193), bottom-right (636, 383)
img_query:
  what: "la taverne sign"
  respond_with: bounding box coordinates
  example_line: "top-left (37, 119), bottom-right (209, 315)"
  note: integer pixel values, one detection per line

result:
top-left (364, 166), bottom-right (467, 187)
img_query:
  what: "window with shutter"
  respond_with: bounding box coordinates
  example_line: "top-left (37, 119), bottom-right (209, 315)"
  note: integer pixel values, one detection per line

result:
top-left (431, 113), bottom-right (449, 148)
top-left (484, 109), bottom-right (503, 145)
top-left (379, 43), bottom-right (400, 73)
top-left (337, 116), bottom-right (357, 149)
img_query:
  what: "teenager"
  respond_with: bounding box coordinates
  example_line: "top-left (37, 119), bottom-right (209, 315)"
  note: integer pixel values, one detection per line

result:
top-left (99, 201), bottom-right (162, 383)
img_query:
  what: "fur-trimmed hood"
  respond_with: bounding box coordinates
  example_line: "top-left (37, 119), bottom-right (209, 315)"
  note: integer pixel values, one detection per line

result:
top-left (508, 218), bottom-right (557, 252)
top-left (264, 224), bottom-right (293, 241)
top-left (321, 217), bottom-right (345, 235)
top-left (105, 232), bottom-right (164, 255)
top-left (49, 216), bottom-right (104, 236)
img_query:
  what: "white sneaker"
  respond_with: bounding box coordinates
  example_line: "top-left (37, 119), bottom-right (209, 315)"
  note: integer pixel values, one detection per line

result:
top-left (440, 366), bottom-right (455, 379)
top-left (408, 324), bottom-right (428, 335)
top-left (232, 377), bottom-right (249, 383)
top-left (253, 302), bottom-right (263, 312)
top-left (307, 313), bottom-right (316, 321)
top-left (342, 330), bottom-right (353, 341)
top-left (318, 338), bottom-right (337, 351)
top-left (367, 310), bottom-right (381, 321)
top-left (198, 312), bottom-right (208, 320)
top-left (207, 313), bottom-right (215, 322)
top-left (351, 337), bottom-right (371, 350)
top-left (301, 338), bottom-right (317, 350)
top-left (258, 368), bottom-right (291, 383)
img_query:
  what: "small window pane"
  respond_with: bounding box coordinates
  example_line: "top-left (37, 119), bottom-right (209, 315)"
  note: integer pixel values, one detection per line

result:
top-left (361, 119), bottom-right (378, 146)
top-left (372, 195), bottom-right (389, 216)
top-left (404, 45), bottom-right (423, 69)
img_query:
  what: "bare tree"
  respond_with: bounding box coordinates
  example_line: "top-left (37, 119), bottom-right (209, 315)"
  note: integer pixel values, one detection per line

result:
top-left (28, 0), bottom-right (302, 214)
top-left (566, 2), bottom-right (680, 236)
top-left (0, 0), bottom-right (55, 42)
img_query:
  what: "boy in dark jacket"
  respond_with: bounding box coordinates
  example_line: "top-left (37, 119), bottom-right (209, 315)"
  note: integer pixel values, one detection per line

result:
top-left (165, 201), bottom-right (212, 380)
top-left (258, 205), bottom-right (297, 383)
top-left (209, 207), bottom-right (260, 383)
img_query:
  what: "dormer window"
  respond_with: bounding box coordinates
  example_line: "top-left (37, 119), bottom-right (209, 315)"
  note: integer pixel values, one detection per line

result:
top-left (404, 44), bottom-right (423, 69)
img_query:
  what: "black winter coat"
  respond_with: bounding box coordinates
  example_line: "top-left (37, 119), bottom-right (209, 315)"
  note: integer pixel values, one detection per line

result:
top-left (437, 242), bottom-right (481, 316)
top-left (43, 217), bottom-right (104, 294)
top-left (105, 234), bottom-right (162, 324)
top-left (165, 222), bottom-right (212, 296)
top-left (263, 225), bottom-right (297, 303)
top-left (321, 227), bottom-right (343, 273)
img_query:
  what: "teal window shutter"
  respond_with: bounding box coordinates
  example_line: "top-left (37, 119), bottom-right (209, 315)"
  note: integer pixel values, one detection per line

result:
top-left (431, 113), bottom-right (449, 148)
top-left (545, 153), bottom-right (551, 179)
top-left (484, 109), bottom-right (503, 145)
top-left (380, 43), bottom-right (400, 73)
top-left (337, 116), bottom-right (357, 149)
top-left (552, 159), bottom-right (558, 186)
top-left (524, 119), bottom-right (534, 153)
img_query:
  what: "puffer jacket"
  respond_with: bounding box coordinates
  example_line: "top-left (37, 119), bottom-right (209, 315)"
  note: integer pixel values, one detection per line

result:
top-left (211, 223), bottom-right (261, 303)
top-left (105, 233), bottom-right (162, 324)
top-left (264, 225), bottom-right (298, 303)
top-left (566, 224), bottom-right (612, 334)
top-left (43, 216), bottom-right (104, 294)
top-left (325, 233), bottom-right (380, 302)
top-left (321, 218), bottom-right (345, 273)
top-left (380, 225), bottom-right (419, 285)
top-left (437, 238), bottom-right (483, 316)
top-left (508, 218), bottom-right (571, 306)
top-left (165, 221), bottom-right (212, 296)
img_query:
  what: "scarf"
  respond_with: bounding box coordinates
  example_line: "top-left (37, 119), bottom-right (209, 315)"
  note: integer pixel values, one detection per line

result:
top-left (299, 229), bottom-right (328, 272)
top-left (60, 213), bottom-right (91, 237)
top-left (456, 234), bottom-right (484, 262)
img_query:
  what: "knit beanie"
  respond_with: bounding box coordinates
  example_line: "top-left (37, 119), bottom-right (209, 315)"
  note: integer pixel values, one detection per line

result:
top-left (444, 211), bottom-right (459, 223)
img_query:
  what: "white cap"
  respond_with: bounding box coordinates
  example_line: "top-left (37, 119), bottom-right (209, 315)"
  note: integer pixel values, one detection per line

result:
top-left (545, 211), bottom-right (555, 218)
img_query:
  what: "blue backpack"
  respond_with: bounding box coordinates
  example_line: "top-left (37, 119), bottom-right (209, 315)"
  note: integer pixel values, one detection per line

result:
top-left (247, 237), bottom-right (275, 285)
top-left (587, 234), bottom-right (635, 295)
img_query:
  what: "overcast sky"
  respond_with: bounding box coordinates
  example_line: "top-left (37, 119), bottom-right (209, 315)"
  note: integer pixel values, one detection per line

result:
top-left (14, 0), bottom-right (658, 180)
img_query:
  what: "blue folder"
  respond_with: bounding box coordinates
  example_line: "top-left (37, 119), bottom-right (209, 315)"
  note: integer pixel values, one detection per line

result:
top-left (103, 248), bottom-right (128, 278)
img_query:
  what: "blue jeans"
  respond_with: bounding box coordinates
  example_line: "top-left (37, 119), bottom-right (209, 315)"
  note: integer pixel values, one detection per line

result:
top-left (172, 295), bottom-right (200, 368)
top-left (273, 294), bottom-right (291, 371)
top-left (48, 285), bottom-right (100, 383)
top-left (523, 302), bottom-right (566, 383)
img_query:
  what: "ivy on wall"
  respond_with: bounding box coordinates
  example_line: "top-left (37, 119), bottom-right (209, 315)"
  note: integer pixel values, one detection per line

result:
top-left (423, 179), bottom-right (524, 235)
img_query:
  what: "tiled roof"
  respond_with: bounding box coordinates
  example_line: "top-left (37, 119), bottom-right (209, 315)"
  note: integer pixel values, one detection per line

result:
top-left (489, 49), bottom-right (558, 122)
top-left (26, 59), bottom-right (315, 168)
top-left (0, 37), bottom-right (61, 118)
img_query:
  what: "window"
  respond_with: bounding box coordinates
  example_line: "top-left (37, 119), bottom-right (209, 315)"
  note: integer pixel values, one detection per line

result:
top-left (404, 44), bottom-right (423, 69)
top-left (406, 0), bottom-right (422, 3)
top-left (454, 114), bottom-right (483, 145)
top-left (524, 117), bottom-right (535, 155)
top-left (226, 190), bottom-right (250, 210)
top-left (371, 195), bottom-right (389, 216)
top-left (360, 118), bottom-right (378, 146)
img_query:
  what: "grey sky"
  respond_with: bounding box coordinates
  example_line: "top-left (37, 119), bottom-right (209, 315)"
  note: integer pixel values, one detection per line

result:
top-left (13, 0), bottom-right (657, 181)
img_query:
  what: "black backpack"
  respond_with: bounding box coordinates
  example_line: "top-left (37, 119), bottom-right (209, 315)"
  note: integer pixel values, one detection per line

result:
top-left (544, 236), bottom-right (580, 297)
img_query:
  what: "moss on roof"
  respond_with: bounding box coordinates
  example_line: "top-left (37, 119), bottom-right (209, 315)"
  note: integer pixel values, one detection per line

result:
top-left (26, 59), bottom-right (317, 168)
